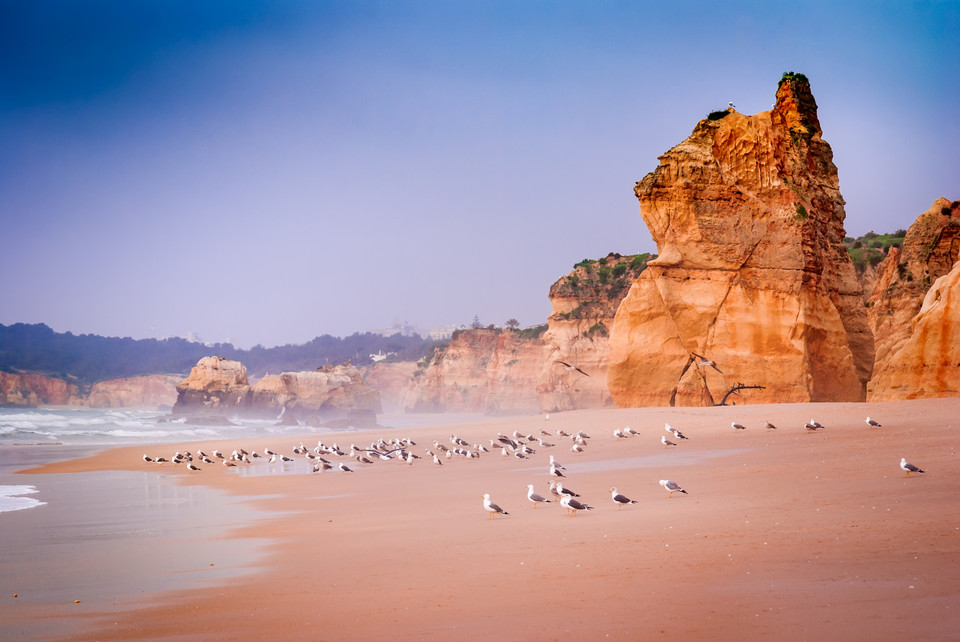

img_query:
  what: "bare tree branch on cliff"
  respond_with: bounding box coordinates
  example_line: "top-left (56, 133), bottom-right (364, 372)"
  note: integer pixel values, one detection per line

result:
top-left (716, 382), bottom-right (767, 407)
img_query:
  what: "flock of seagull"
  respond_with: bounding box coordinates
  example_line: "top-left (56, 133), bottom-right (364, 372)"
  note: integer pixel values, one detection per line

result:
top-left (142, 412), bottom-right (926, 520)
top-left (481, 414), bottom-right (925, 519)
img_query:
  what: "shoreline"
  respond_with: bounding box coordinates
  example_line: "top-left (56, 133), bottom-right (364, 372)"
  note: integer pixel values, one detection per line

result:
top-left (4, 398), bottom-right (960, 640)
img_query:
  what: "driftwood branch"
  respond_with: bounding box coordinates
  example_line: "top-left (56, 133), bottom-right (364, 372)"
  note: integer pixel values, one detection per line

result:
top-left (716, 382), bottom-right (766, 406)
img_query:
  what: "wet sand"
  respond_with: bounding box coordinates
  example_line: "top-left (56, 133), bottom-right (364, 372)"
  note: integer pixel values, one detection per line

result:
top-left (4, 398), bottom-right (960, 640)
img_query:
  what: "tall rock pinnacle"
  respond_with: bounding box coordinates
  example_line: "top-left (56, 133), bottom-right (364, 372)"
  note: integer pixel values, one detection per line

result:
top-left (607, 73), bottom-right (874, 406)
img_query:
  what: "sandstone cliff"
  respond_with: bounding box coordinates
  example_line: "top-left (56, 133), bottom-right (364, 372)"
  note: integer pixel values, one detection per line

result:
top-left (539, 253), bottom-right (653, 411)
top-left (0, 371), bottom-right (81, 407)
top-left (403, 328), bottom-right (547, 414)
top-left (361, 362), bottom-right (419, 411)
top-left (85, 375), bottom-right (181, 409)
top-left (608, 73), bottom-right (874, 407)
top-left (172, 356), bottom-right (381, 423)
top-left (867, 198), bottom-right (960, 400)
top-left (172, 356), bottom-right (250, 414)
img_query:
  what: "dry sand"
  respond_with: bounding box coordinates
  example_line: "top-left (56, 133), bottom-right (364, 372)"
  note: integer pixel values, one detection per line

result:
top-left (4, 398), bottom-right (960, 640)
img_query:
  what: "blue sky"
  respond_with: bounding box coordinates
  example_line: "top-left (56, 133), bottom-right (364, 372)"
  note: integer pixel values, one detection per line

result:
top-left (2, 1), bottom-right (957, 348)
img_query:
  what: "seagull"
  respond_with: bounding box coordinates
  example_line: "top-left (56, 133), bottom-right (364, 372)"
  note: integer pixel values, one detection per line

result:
top-left (665, 424), bottom-right (688, 439)
top-left (659, 479), bottom-right (687, 497)
top-left (610, 487), bottom-right (637, 510)
top-left (497, 433), bottom-right (518, 450)
top-left (900, 458), bottom-right (924, 477)
top-left (482, 493), bottom-right (509, 519)
top-left (613, 429), bottom-right (626, 439)
top-left (865, 417), bottom-right (882, 427)
top-left (548, 480), bottom-right (562, 499)
top-left (691, 352), bottom-right (723, 374)
top-left (143, 454), bottom-right (154, 463)
top-left (560, 495), bottom-right (592, 517)
top-left (526, 484), bottom-right (551, 508)
top-left (555, 482), bottom-right (580, 498)
top-left (661, 435), bottom-right (677, 448)
top-left (338, 463), bottom-right (353, 473)
top-left (186, 463), bottom-right (201, 472)
top-left (765, 421), bottom-right (778, 430)
top-left (804, 419), bottom-right (823, 431)
top-left (557, 360), bottom-right (590, 377)
top-left (732, 421), bottom-right (746, 430)
top-left (549, 463), bottom-right (565, 478)
top-left (624, 426), bottom-right (640, 436)
top-left (571, 443), bottom-right (584, 454)
top-left (549, 455), bottom-right (565, 470)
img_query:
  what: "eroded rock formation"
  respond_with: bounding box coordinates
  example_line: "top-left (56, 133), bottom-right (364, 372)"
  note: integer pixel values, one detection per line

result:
top-left (539, 253), bottom-right (652, 411)
top-left (867, 198), bottom-right (960, 400)
top-left (172, 356), bottom-right (380, 423)
top-left (608, 74), bottom-right (874, 406)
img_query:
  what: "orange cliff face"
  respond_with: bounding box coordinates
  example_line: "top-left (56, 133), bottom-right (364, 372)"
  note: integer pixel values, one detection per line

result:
top-left (85, 375), bottom-right (181, 409)
top-left (0, 371), bottom-right (82, 407)
top-left (607, 74), bottom-right (874, 407)
top-left (538, 254), bottom-right (652, 411)
top-left (867, 198), bottom-right (960, 400)
top-left (403, 328), bottom-right (547, 414)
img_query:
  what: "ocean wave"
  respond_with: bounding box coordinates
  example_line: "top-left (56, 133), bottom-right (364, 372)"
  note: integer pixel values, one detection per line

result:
top-left (0, 485), bottom-right (46, 514)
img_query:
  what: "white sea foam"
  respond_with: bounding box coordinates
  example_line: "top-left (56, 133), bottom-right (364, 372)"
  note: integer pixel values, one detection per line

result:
top-left (0, 407), bottom-right (372, 446)
top-left (0, 485), bottom-right (46, 514)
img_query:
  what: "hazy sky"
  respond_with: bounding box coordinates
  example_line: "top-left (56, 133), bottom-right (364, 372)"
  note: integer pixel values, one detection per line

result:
top-left (2, 1), bottom-right (957, 348)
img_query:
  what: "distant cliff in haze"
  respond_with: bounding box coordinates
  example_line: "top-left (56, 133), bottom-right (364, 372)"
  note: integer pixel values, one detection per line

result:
top-left (0, 323), bottom-right (442, 385)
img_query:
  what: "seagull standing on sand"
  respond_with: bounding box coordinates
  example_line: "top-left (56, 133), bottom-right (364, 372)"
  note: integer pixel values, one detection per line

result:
top-left (526, 484), bottom-right (551, 508)
top-left (338, 463), bottom-right (353, 473)
top-left (900, 458), bottom-right (924, 477)
top-left (732, 421), bottom-right (746, 431)
top-left (610, 487), bottom-right (637, 510)
top-left (482, 493), bottom-right (509, 519)
top-left (659, 479), bottom-right (688, 497)
top-left (661, 435), bottom-right (677, 448)
top-left (187, 463), bottom-right (201, 472)
top-left (765, 421), bottom-right (778, 430)
top-left (624, 426), bottom-right (640, 437)
top-left (556, 482), bottom-right (580, 498)
top-left (665, 424), bottom-right (688, 439)
top-left (866, 417), bottom-right (882, 427)
top-left (560, 495), bottom-right (592, 516)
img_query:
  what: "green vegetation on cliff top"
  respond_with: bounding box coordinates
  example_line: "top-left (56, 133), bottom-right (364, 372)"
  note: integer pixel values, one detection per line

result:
top-left (843, 229), bottom-right (907, 272)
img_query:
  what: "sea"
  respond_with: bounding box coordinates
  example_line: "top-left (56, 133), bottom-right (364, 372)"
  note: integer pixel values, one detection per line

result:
top-left (1, 405), bottom-right (485, 629)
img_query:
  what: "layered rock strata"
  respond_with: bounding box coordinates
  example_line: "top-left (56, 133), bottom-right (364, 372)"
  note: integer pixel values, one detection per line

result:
top-left (608, 74), bottom-right (874, 406)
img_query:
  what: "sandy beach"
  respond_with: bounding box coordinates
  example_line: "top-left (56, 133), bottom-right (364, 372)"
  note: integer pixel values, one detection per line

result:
top-left (4, 398), bottom-right (960, 640)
